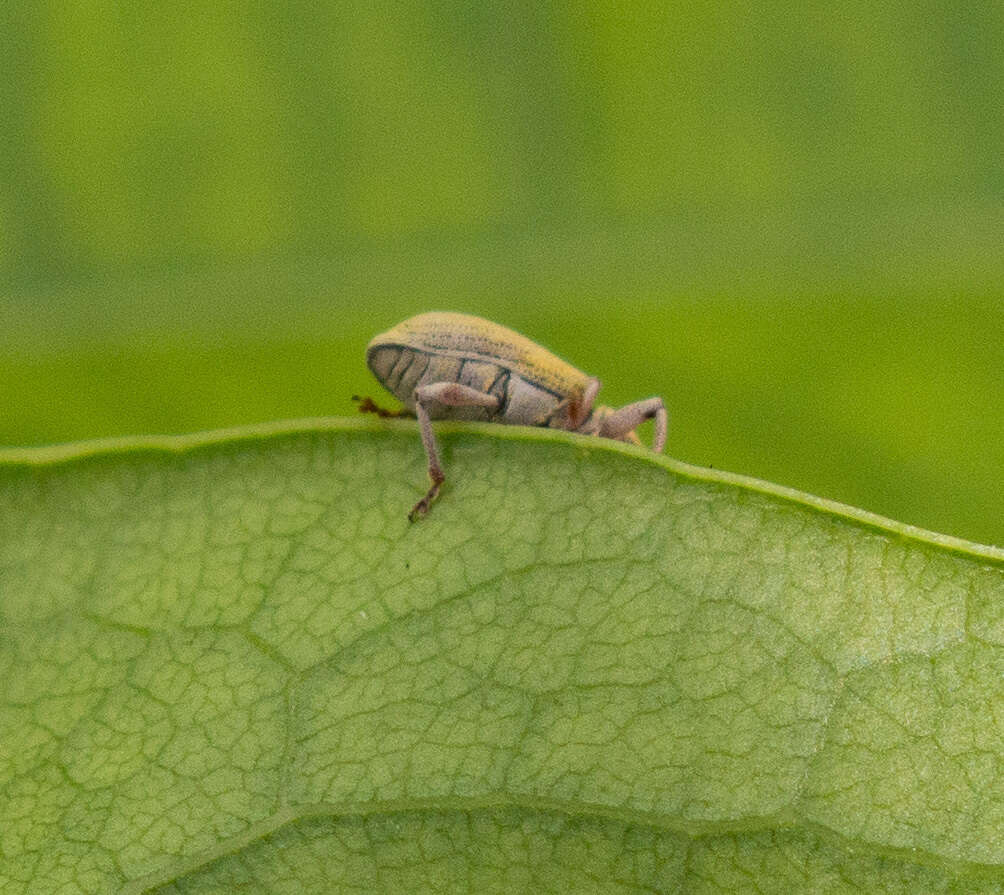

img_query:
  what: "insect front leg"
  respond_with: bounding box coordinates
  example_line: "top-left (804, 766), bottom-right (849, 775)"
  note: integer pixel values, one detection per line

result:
top-left (409, 382), bottom-right (501, 521)
top-left (599, 398), bottom-right (668, 453)
top-left (547, 377), bottom-right (601, 429)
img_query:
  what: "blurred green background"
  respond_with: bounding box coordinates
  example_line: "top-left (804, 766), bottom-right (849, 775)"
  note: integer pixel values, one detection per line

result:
top-left (1, 3), bottom-right (1001, 545)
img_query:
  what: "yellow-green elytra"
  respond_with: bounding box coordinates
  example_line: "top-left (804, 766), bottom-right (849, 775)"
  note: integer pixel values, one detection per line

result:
top-left (364, 312), bottom-right (668, 521)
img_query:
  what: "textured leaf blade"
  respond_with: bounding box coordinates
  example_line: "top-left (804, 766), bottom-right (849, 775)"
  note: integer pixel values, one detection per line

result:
top-left (0, 420), bottom-right (1001, 894)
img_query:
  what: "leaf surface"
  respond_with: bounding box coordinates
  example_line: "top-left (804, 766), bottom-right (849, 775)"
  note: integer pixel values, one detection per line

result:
top-left (1, 420), bottom-right (1001, 894)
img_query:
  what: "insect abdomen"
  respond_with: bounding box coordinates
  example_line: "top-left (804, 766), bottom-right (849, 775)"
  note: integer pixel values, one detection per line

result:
top-left (367, 345), bottom-right (500, 420)
top-left (367, 343), bottom-right (565, 425)
top-left (367, 345), bottom-right (432, 402)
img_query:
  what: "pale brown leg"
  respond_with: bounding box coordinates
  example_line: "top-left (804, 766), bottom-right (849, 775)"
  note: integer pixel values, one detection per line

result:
top-left (599, 398), bottom-right (668, 453)
top-left (544, 377), bottom-right (600, 429)
top-left (408, 382), bottom-right (500, 521)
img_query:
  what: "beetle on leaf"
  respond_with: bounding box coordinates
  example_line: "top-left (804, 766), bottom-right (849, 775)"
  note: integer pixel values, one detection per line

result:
top-left (360, 312), bottom-right (668, 521)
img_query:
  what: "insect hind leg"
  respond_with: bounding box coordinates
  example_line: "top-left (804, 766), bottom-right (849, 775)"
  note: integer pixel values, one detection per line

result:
top-left (409, 382), bottom-right (501, 521)
top-left (352, 395), bottom-right (411, 418)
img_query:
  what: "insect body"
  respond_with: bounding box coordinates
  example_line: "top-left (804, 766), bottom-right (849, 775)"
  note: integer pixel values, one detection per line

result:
top-left (364, 312), bottom-right (668, 520)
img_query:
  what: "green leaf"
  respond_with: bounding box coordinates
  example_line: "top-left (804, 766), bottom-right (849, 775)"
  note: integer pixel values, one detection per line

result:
top-left (1, 419), bottom-right (1001, 894)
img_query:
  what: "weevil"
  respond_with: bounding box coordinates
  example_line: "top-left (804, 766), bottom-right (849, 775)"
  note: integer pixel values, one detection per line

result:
top-left (362, 312), bottom-right (668, 521)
